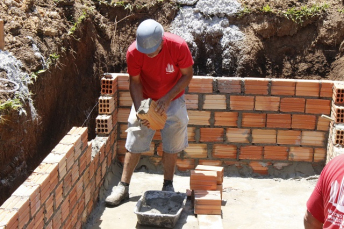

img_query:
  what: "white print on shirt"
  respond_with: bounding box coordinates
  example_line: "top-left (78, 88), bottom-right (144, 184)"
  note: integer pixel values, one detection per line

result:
top-left (326, 176), bottom-right (344, 227)
top-left (166, 63), bottom-right (175, 74)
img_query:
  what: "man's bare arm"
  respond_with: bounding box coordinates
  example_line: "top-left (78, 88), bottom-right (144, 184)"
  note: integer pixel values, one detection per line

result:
top-left (129, 74), bottom-right (144, 111)
top-left (304, 210), bottom-right (323, 229)
top-left (155, 66), bottom-right (193, 114)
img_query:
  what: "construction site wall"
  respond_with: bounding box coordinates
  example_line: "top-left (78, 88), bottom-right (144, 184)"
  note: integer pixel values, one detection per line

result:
top-left (2, 73), bottom-right (344, 228)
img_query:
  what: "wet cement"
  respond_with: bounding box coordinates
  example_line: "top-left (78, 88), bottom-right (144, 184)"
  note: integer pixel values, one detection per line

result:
top-left (85, 162), bottom-right (317, 229)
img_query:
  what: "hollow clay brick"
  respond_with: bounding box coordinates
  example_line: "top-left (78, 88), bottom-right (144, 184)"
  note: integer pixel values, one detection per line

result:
top-left (188, 127), bottom-right (196, 142)
top-left (217, 78), bottom-right (242, 94)
top-left (244, 79), bottom-right (269, 95)
top-left (301, 131), bottom-right (326, 146)
top-left (137, 99), bottom-right (167, 130)
top-left (96, 115), bottom-right (113, 135)
top-left (98, 96), bottom-right (115, 114)
top-left (264, 146), bottom-right (288, 160)
top-left (184, 144), bottom-right (208, 158)
top-left (212, 144), bottom-right (237, 159)
top-left (214, 112), bottom-right (238, 127)
top-left (188, 110), bottom-right (211, 125)
top-left (101, 76), bottom-right (117, 95)
top-left (117, 74), bottom-right (129, 90)
top-left (230, 95), bottom-right (254, 110)
top-left (320, 81), bottom-right (334, 98)
top-left (185, 94), bottom-right (199, 109)
top-left (176, 159), bottom-right (195, 171)
top-left (289, 147), bottom-right (313, 162)
top-left (117, 108), bottom-right (130, 122)
top-left (277, 130), bottom-right (301, 145)
top-left (188, 77), bottom-right (213, 93)
top-left (332, 83), bottom-right (344, 105)
top-left (252, 129), bottom-right (276, 144)
top-left (119, 91), bottom-right (132, 107)
top-left (292, 114), bottom-right (316, 130)
top-left (226, 128), bottom-right (250, 143)
top-left (332, 128), bottom-right (344, 145)
top-left (280, 97), bottom-right (305, 113)
top-left (195, 164), bottom-right (224, 184)
top-left (314, 148), bottom-right (326, 162)
top-left (203, 95), bottom-right (226, 109)
top-left (305, 99), bottom-right (331, 115)
top-left (255, 96), bottom-right (280, 111)
top-left (242, 113), bottom-right (266, 128)
top-left (239, 146), bottom-right (263, 160)
top-left (267, 114), bottom-right (291, 128)
top-left (198, 160), bottom-right (223, 167)
top-left (331, 104), bottom-right (344, 123)
top-left (295, 81), bottom-right (320, 97)
top-left (317, 116), bottom-right (331, 131)
top-left (190, 170), bottom-right (218, 191)
top-left (200, 128), bottom-right (224, 142)
top-left (271, 80), bottom-right (295, 96)
top-left (249, 161), bottom-right (270, 175)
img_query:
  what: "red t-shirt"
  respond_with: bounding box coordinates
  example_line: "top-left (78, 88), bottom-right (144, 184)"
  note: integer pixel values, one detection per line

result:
top-left (126, 32), bottom-right (194, 101)
top-left (307, 154), bottom-right (344, 228)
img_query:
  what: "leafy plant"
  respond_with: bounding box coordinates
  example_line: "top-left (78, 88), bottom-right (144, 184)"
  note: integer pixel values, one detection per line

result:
top-left (0, 98), bottom-right (22, 112)
top-left (237, 5), bottom-right (251, 17)
top-left (283, 4), bottom-right (329, 24)
top-left (68, 11), bottom-right (88, 35)
top-left (261, 5), bottom-right (272, 13)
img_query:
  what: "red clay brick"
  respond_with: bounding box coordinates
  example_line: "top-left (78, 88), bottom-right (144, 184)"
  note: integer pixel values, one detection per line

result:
top-left (333, 83), bottom-right (344, 105)
top-left (119, 91), bottom-right (132, 107)
top-left (289, 147), bottom-right (313, 161)
top-left (301, 131), bottom-right (326, 146)
top-left (98, 96), bottom-right (115, 115)
top-left (271, 80), bottom-right (295, 96)
top-left (184, 144), bottom-right (208, 158)
top-left (280, 97), bottom-right (305, 113)
top-left (176, 159), bottom-right (195, 171)
top-left (277, 130), bottom-right (301, 145)
top-left (292, 114), bottom-right (316, 130)
top-left (295, 81), bottom-right (320, 97)
top-left (242, 113), bottom-right (266, 128)
top-left (117, 108), bottom-right (130, 122)
top-left (149, 157), bottom-right (162, 166)
top-left (217, 78), bottom-right (242, 94)
top-left (252, 129), bottom-right (276, 144)
top-left (314, 148), bottom-right (326, 162)
top-left (185, 94), bottom-right (198, 109)
top-left (239, 146), bottom-right (263, 160)
top-left (249, 161), bottom-right (270, 175)
top-left (214, 112), bottom-right (238, 127)
top-left (203, 95), bottom-right (226, 109)
top-left (255, 96), bottom-right (280, 111)
top-left (198, 160), bottom-right (223, 166)
top-left (230, 95), bottom-right (254, 110)
top-left (226, 128), bottom-right (250, 143)
top-left (200, 128), bottom-right (224, 142)
top-left (117, 74), bottom-right (129, 90)
top-left (306, 99), bottom-right (331, 115)
top-left (188, 127), bottom-right (196, 142)
top-left (212, 144), bottom-right (237, 159)
top-left (320, 81), bottom-right (334, 98)
top-left (317, 116), bottom-right (331, 131)
top-left (188, 77), bottom-right (213, 93)
top-left (244, 79), bottom-right (269, 95)
top-left (188, 110), bottom-right (211, 125)
top-left (267, 114), bottom-right (291, 128)
top-left (333, 128), bottom-right (344, 145)
top-left (264, 146), bottom-right (288, 160)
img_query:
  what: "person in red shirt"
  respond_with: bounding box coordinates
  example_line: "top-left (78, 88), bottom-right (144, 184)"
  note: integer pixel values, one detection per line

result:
top-left (305, 154), bottom-right (344, 228)
top-left (105, 19), bottom-right (194, 206)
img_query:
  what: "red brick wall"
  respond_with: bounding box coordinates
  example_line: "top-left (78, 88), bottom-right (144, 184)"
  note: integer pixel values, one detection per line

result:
top-left (0, 74), bottom-right (338, 228)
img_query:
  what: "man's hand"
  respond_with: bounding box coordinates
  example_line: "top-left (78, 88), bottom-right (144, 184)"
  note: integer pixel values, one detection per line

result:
top-left (140, 118), bottom-right (151, 128)
top-left (155, 97), bottom-right (171, 116)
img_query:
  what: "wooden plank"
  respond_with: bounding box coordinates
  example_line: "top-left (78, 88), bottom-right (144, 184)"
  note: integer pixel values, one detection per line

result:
top-left (0, 19), bottom-right (4, 50)
top-left (198, 215), bottom-right (223, 229)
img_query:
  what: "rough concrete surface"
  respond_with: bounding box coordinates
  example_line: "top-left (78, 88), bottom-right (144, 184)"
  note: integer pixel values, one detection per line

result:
top-left (85, 162), bottom-right (318, 229)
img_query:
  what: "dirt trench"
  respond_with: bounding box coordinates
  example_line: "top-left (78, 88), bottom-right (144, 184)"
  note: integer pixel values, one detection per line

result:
top-left (1, 0), bottom-right (344, 205)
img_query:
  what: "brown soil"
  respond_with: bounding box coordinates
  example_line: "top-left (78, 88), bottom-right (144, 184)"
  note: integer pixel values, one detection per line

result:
top-left (0, 0), bottom-right (344, 205)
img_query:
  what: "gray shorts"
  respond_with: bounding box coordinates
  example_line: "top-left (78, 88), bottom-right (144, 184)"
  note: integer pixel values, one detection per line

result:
top-left (125, 95), bottom-right (189, 154)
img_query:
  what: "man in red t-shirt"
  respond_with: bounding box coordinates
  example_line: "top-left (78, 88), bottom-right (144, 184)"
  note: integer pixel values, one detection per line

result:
top-left (305, 154), bottom-right (344, 228)
top-left (105, 19), bottom-right (194, 206)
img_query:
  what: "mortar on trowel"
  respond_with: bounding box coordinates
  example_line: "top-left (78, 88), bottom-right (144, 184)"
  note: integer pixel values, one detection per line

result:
top-left (126, 98), bottom-right (167, 132)
top-left (134, 191), bottom-right (187, 228)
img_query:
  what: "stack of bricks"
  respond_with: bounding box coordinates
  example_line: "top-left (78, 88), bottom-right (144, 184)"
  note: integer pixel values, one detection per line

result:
top-left (190, 165), bottom-right (224, 215)
top-left (0, 125), bottom-right (118, 228)
top-left (116, 74), bottom-right (334, 174)
top-left (96, 74), bottom-right (118, 136)
top-left (327, 83), bottom-right (344, 162)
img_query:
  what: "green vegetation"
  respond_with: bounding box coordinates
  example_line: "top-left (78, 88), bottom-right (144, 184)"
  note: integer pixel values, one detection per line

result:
top-left (237, 5), bottom-right (251, 17)
top-left (68, 11), bottom-right (88, 35)
top-left (261, 5), bottom-right (272, 13)
top-left (283, 4), bottom-right (330, 23)
top-left (339, 8), bottom-right (344, 14)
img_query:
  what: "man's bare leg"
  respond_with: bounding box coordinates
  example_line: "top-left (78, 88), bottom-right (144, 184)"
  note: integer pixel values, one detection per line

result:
top-left (105, 151), bottom-right (140, 206)
top-left (162, 152), bottom-right (177, 191)
top-left (121, 152), bottom-right (141, 184)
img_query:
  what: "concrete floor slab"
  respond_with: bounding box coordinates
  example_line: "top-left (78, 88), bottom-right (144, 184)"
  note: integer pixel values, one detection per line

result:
top-left (85, 163), bottom-right (317, 229)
